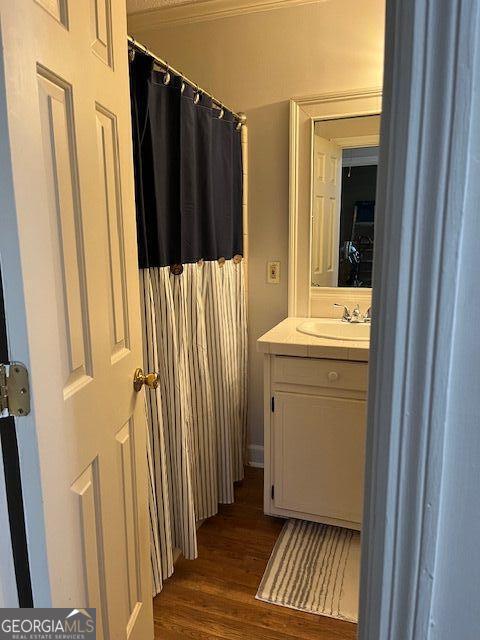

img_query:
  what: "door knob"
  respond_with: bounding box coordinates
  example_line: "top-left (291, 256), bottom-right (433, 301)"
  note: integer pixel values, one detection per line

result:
top-left (133, 368), bottom-right (159, 392)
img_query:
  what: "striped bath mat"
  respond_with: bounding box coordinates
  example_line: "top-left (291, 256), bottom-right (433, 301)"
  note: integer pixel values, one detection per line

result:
top-left (256, 519), bottom-right (360, 622)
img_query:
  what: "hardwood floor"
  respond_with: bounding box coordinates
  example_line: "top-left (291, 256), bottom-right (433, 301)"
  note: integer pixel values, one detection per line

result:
top-left (153, 466), bottom-right (357, 639)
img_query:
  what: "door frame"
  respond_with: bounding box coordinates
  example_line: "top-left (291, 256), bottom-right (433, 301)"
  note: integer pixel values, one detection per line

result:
top-left (0, 41), bottom-right (51, 606)
top-left (0, 265), bottom-right (18, 608)
top-left (359, 0), bottom-right (479, 638)
top-left (0, 266), bottom-right (32, 608)
top-left (0, 265), bottom-right (19, 607)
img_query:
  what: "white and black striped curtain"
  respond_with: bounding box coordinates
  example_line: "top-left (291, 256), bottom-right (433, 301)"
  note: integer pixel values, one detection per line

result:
top-left (141, 262), bottom-right (247, 593)
top-left (130, 46), bottom-right (247, 594)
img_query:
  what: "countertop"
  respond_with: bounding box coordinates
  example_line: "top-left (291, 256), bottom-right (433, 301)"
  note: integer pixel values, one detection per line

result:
top-left (257, 317), bottom-right (369, 362)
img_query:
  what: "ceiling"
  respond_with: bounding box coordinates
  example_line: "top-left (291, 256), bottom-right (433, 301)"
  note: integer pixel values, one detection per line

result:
top-left (126, 0), bottom-right (210, 13)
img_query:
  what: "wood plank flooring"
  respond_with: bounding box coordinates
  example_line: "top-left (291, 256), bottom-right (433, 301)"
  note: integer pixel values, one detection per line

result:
top-left (153, 466), bottom-right (357, 639)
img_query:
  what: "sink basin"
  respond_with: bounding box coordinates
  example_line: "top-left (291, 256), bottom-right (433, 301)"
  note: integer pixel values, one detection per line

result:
top-left (297, 318), bottom-right (370, 342)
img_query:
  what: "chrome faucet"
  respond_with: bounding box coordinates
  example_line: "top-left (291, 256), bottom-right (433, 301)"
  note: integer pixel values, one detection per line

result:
top-left (334, 303), bottom-right (371, 323)
top-left (334, 303), bottom-right (352, 322)
top-left (350, 304), bottom-right (362, 323)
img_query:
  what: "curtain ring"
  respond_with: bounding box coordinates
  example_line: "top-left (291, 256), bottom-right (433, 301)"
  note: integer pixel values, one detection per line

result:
top-left (128, 47), bottom-right (136, 62)
top-left (218, 257), bottom-right (226, 267)
top-left (218, 106), bottom-right (225, 119)
top-left (170, 263), bottom-right (183, 275)
top-left (197, 258), bottom-right (204, 267)
top-left (233, 254), bottom-right (243, 264)
top-left (194, 84), bottom-right (201, 105)
top-left (236, 112), bottom-right (247, 131)
top-left (163, 63), bottom-right (171, 85)
top-left (180, 73), bottom-right (186, 93)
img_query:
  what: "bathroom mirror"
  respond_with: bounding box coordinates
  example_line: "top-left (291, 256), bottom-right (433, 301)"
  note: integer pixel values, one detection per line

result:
top-left (311, 115), bottom-right (380, 288)
top-left (288, 89), bottom-right (382, 317)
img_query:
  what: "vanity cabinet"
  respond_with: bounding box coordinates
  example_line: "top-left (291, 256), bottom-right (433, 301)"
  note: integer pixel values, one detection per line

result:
top-left (263, 354), bottom-right (368, 530)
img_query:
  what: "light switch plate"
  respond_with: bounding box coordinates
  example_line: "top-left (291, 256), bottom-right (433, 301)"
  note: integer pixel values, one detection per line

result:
top-left (267, 261), bottom-right (280, 284)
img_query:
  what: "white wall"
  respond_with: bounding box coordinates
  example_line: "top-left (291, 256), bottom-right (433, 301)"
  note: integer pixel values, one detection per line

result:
top-left (129, 0), bottom-right (385, 452)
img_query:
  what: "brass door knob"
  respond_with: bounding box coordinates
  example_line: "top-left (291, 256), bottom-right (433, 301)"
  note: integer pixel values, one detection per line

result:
top-left (133, 368), bottom-right (160, 392)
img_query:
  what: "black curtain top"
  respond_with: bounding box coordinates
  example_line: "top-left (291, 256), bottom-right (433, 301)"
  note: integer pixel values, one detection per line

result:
top-left (130, 51), bottom-right (243, 269)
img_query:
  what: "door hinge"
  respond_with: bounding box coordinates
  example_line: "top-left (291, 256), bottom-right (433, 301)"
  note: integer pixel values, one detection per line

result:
top-left (271, 485), bottom-right (275, 500)
top-left (0, 363), bottom-right (30, 418)
top-left (271, 396), bottom-right (275, 412)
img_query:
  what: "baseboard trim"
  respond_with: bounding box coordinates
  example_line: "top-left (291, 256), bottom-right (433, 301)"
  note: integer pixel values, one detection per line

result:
top-left (247, 444), bottom-right (264, 468)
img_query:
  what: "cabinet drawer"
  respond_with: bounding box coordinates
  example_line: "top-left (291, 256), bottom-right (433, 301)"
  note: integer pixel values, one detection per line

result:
top-left (272, 356), bottom-right (367, 392)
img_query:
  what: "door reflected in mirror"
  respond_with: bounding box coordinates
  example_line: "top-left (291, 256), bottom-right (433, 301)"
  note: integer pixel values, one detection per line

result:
top-left (311, 114), bottom-right (380, 288)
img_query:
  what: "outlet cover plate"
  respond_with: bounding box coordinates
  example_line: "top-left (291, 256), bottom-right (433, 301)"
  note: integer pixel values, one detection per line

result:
top-left (267, 261), bottom-right (280, 284)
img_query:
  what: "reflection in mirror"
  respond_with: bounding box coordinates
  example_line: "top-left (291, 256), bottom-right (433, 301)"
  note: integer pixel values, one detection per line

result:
top-left (311, 114), bottom-right (380, 288)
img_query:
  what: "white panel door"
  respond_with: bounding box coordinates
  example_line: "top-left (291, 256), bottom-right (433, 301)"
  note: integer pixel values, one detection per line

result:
top-left (0, 1), bottom-right (153, 638)
top-left (311, 134), bottom-right (342, 287)
top-left (273, 392), bottom-right (366, 524)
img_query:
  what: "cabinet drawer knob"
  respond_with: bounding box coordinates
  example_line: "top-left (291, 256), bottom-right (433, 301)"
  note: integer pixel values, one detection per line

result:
top-left (327, 371), bottom-right (339, 382)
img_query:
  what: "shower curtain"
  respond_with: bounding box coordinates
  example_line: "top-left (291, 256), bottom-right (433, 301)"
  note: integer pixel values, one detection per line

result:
top-left (130, 50), bottom-right (247, 595)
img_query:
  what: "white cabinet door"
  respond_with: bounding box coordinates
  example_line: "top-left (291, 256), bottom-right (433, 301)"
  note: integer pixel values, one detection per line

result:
top-left (0, 1), bottom-right (153, 637)
top-left (273, 392), bottom-right (366, 524)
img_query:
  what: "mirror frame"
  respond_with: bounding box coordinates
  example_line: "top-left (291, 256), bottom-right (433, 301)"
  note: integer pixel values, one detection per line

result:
top-left (288, 88), bottom-right (382, 317)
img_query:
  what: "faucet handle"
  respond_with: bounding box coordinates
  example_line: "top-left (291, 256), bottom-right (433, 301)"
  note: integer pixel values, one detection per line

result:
top-left (347, 304), bottom-right (363, 323)
top-left (333, 303), bottom-right (351, 322)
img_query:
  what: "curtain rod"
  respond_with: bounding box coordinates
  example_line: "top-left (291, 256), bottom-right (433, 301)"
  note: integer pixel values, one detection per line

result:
top-left (128, 36), bottom-right (246, 124)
